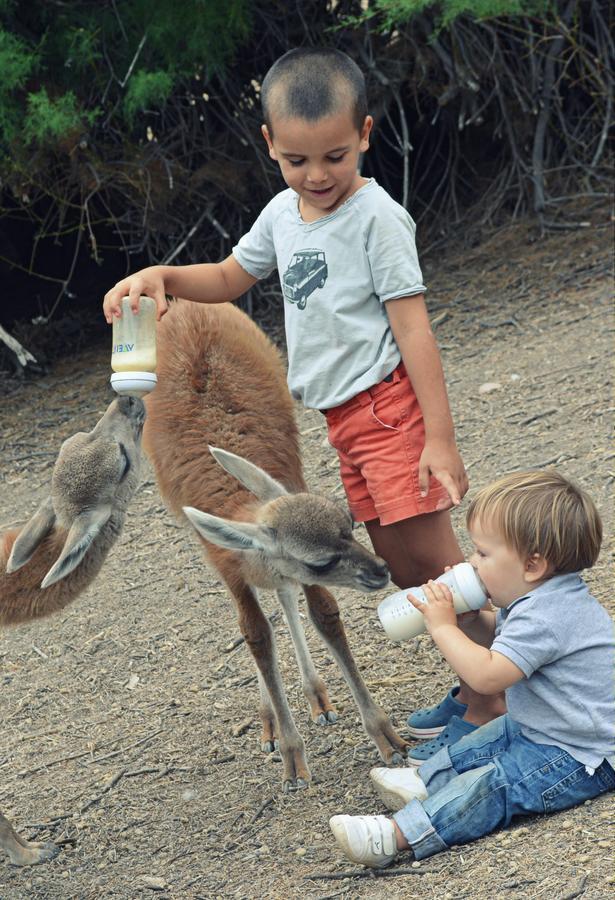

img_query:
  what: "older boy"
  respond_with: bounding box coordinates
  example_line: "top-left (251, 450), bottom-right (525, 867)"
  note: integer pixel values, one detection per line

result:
top-left (103, 47), bottom-right (506, 732)
top-left (330, 470), bottom-right (615, 866)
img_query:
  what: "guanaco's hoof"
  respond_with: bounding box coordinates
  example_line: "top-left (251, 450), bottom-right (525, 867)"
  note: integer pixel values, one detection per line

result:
top-left (283, 777), bottom-right (309, 793)
top-left (389, 751), bottom-right (405, 766)
top-left (10, 841), bottom-right (60, 867)
top-left (316, 711), bottom-right (338, 726)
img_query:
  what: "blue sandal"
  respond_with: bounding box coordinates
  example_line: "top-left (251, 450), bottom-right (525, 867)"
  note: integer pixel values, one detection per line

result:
top-left (406, 715), bottom-right (478, 765)
top-left (406, 686), bottom-right (468, 739)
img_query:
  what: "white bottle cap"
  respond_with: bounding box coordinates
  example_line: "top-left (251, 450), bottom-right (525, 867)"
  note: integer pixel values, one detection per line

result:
top-left (110, 371), bottom-right (158, 397)
top-left (451, 562), bottom-right (488, 610)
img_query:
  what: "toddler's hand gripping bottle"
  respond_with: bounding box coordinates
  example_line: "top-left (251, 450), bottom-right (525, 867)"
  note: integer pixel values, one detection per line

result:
top-left (377, 562), bottom-right (487, 641)
top-left (110, 296), bottom-right (157, 397)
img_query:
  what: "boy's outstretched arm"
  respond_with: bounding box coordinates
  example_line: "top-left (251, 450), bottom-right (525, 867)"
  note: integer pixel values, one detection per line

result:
top-left (413, 581), bottom-right (524, 694)
top-left (385, 295), bottom-right (468, 507)
top-left (103, 255), bottom-right (258, 323)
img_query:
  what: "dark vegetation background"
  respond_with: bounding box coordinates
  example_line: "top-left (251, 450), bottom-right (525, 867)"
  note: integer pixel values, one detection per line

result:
top-left (0, 0), bottom-right (612, 372)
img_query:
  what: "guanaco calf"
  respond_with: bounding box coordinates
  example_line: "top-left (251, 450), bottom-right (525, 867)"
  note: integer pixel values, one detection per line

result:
top-left (1, 395), bottom-right (145, 865)
top-left (144, 300), bottom-right (409, 790)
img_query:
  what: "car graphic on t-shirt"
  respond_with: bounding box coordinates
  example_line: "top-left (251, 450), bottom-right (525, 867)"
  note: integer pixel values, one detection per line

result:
top-left (282, 249), bottom-right (328, 310)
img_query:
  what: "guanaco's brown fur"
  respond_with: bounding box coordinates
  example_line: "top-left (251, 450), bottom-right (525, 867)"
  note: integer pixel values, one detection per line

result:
top-left (144, 301), bottom-right (409, 790)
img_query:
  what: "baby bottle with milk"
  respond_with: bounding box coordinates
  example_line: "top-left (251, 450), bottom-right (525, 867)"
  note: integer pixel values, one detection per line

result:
top-left (378, 562), bottom-right (487, 642)
top-left (110, 296), bottom-right (158, 397)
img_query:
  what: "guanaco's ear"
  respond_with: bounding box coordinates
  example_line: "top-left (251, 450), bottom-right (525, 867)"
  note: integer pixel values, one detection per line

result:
top-left (183, 506), bottom-right (278, 553)
top-left (40, 505), bottom-right (112, 588)
top-left (6, 496), bottom-right (56, 573)
top-left (208, 447), bottom-right (289, 501)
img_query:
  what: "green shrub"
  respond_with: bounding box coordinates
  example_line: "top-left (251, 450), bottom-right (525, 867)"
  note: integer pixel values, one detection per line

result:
top-left (0, 0), bottom-right (252, 153)
top-left (23, 88), bottom-right (98, 144)
top-left (0, 28), bottom-right (36, 141)
top-left (124, 70), bottom-right (174, 123)
top-left (359, 0), bottom-right (552, 29)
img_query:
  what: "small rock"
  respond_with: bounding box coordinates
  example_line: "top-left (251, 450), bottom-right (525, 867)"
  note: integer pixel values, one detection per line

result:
top-left (295, 847), bottom-right (306, 857)
top-left (126, 673), bottom-right (140, 690)
top-left (140, 875), bottom-right (167, 891)
top-left (479, 381), bottom-right (502, 394)
top-left (232, 717), bottom-right (253, 737)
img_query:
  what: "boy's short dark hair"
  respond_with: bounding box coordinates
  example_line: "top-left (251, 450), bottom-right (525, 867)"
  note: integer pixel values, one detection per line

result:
top-left (261, 48), bottom-right (367, 134)
top-left (466, 470), bottom-right (602, 573)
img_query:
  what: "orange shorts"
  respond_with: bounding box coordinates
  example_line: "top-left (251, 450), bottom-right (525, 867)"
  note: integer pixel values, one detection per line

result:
top-left (323, 363), bottom-right (450, 525)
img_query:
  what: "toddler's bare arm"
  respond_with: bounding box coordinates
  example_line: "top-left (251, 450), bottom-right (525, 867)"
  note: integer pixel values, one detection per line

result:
top-left (414, 582), bottom-right (522, 694)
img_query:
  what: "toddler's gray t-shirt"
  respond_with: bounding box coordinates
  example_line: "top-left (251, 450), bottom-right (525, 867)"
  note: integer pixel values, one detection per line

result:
top-left (492, 572), bottom-right (615, 769)
top-left (232, 179), bottom-right (426, 410)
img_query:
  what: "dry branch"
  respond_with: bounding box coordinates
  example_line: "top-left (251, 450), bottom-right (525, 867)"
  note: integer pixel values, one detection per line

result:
top-left (304, 866), bottom-right (427, 881)
top-left (0, 324), bottom-right (38, 372)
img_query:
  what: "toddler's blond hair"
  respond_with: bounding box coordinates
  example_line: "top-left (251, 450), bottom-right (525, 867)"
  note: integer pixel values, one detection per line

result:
top-left (466, 470), bottom-right (602, 573)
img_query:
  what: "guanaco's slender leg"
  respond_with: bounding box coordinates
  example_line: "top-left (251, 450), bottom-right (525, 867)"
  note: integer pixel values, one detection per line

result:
top-left (275, 582), bottom-right (337, 725)
top-left (225, 578), bottom-right (311, 790)
top-left (303, 584), bottom-right (409, 764)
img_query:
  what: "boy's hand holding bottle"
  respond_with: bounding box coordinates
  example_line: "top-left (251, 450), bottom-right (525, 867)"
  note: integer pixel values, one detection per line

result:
top-left (104, 267), bottom-right (169, 323)
top-left (409, 580), bottom-right (459, 634)
top-left (378, 563), bottom-right (487, 641)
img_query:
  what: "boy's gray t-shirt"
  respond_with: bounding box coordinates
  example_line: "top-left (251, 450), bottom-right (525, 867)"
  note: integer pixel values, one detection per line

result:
top-left (492, 573), bottom-right (615, 768)
top-left (232, 179), bottom-right (426, 410)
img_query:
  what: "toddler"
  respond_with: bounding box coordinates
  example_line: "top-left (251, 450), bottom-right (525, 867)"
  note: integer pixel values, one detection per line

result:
top-left (330, 470), bottom-right (615, 866)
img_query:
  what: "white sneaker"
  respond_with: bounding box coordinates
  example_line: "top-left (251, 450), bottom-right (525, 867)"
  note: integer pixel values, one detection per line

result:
top-left (329, 814), bottom-right (397, 868)
top-left (370, 766), bottom-right (428, 811)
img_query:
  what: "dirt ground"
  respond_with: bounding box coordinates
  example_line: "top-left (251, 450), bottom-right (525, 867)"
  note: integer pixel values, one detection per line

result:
top-left (1, 201), bottom-right (613, 899)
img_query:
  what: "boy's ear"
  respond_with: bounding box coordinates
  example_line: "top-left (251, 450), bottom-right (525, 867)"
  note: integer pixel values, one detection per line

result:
top-left (261, 124), bottom-right (277, 160)
top-left (525, 553), bottom-right (550, 583)
top-left (359, 115), bottom-right (373, 153)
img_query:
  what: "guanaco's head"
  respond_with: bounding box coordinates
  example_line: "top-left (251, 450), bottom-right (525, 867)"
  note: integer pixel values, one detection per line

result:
top-left (51, 395), bottom-right (145, 524)
top-left (183, 447), bottom-right (390, 592)
top-left (6, 396), bottom-right (145, 588)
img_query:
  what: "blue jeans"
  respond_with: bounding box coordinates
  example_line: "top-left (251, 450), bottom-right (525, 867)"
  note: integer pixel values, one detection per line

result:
top-left (394, 715), bottom-right (615, 859)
